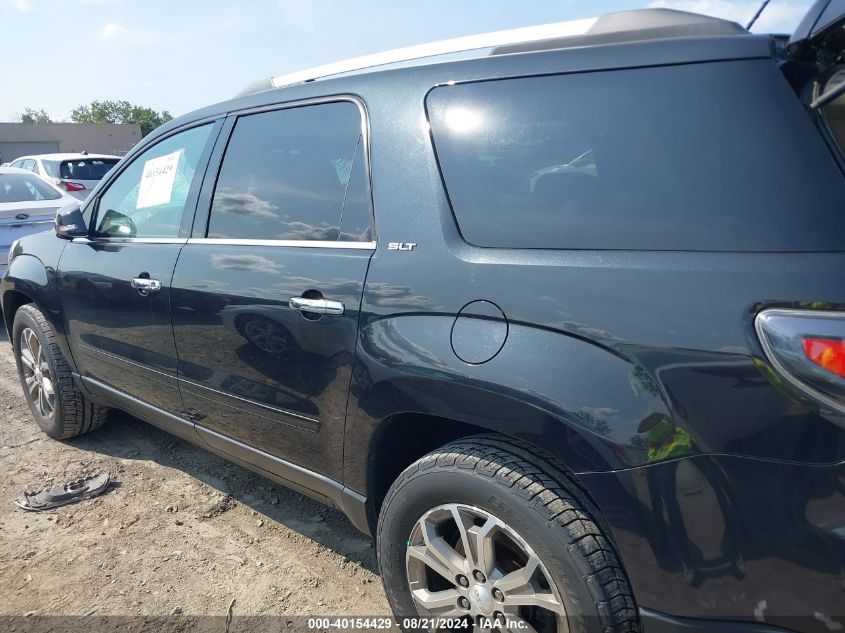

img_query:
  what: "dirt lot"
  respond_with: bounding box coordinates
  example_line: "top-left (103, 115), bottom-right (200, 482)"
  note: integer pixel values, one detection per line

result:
top-left (0, 330), bottom-right (391, 630)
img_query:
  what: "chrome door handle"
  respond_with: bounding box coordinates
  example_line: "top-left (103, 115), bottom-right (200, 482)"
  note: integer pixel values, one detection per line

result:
top-left (131, 277), bottom-right (162, 297)
top-left (289, 296), bottom-right (345, 316)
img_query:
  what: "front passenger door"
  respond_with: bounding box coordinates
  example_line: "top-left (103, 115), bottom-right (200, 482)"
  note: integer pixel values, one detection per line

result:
top-left (57, 122), bottom-right (218, 414)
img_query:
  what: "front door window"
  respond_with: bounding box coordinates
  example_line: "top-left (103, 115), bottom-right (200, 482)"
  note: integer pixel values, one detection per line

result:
top-left (95, 124), bottom-right (213, 239)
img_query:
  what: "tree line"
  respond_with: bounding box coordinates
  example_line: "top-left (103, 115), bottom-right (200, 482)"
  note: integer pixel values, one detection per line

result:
top-left (17, 101), bottom-right (173, 137)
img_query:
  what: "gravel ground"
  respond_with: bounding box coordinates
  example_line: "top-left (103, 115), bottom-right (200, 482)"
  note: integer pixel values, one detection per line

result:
top-left (0, 329), bottom-right (391, 631)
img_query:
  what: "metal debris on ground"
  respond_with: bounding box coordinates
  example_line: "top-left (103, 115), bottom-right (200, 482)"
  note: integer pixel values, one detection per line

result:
top-left (14, 472), bottom-right (111, 512)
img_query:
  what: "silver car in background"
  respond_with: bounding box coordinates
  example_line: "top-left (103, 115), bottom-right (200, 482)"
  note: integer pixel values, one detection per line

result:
top-left (0, 167), bottom-right (76, 266)
top-left (8, 153), bottom-right (119, 201)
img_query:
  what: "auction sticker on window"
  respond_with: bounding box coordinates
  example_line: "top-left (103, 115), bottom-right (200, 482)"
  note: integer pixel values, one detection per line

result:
top-left (136, 150), bottom-right (181, 209)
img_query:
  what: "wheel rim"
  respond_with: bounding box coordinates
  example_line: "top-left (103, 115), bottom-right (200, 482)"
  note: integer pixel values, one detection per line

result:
top-left (19, 327), bottom-right (55, 420)
top-left (243, 318), bottom-right (288, 354)
top-left (406, 503), bottom-right (567, 632)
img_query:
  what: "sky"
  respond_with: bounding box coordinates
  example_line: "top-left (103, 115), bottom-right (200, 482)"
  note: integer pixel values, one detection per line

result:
top-left (1, 0), bottom-right (815, 122)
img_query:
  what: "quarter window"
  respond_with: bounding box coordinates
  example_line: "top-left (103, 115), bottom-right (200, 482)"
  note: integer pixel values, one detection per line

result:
top-left (339, 136), bottom-right (373, 241)
top-left (427, 61), bottom-right (845, 251)
top-left (207, 101), bottom-right (371, 241)
top-left (95, 124), bottom-right (213, 239)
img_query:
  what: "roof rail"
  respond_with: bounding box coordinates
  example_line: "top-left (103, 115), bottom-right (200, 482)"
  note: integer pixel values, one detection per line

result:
top-left (236, 16), bottom-right (598, 96)
top-left (236, 9), bottom-right (747, 97)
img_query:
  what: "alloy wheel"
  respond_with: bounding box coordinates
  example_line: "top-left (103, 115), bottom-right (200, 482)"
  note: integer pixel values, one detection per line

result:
top-left (19, 327), bottom-right (55, 419)
top-left (242, 317), bottom-right (289, 355)
top-left (406, 503), bottom-right (567, 632)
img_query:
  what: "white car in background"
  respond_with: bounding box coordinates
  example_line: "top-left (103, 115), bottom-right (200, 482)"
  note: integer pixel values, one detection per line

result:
top-left (0, 166), bottom-right (76, 266)
top-left (8, 153), bottom-right (120, 200)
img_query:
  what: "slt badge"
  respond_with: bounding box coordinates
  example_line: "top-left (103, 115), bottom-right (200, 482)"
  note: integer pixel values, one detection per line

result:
top-left (388, 242), bottom-right (417, 251)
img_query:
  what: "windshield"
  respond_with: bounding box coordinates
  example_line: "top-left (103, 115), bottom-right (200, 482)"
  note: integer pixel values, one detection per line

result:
top-left (57, 158), bottom-right (118, 181)
top-left (0, 172), bottom-right (62, 203)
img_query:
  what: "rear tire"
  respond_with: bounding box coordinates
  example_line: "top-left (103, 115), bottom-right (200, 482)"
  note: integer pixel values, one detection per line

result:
top-left (12, 304), bottom-right (109, 439)
top-left (377, 435), bottom-right (640, 633)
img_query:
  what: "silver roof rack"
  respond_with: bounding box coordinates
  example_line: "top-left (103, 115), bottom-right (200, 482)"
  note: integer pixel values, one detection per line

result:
top-left (236, 9), bottom-right (746, 97)
top-left (236, 16), bottom-right (598, 96)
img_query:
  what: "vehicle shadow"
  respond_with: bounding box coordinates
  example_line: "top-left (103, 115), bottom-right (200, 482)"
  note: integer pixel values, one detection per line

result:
top-left (0, 328), bottom-right (377, 575)
top-left (70, 410), bottom-right (378, 573)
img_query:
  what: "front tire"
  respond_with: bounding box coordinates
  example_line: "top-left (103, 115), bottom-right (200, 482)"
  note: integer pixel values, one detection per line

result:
top-left (12, 304), bottom-right (109, 439)
top-left (377, 435), bottom-right (640, 633)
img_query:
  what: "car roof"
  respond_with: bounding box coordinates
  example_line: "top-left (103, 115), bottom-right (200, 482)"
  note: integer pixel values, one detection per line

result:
top-left (237, 8), bottom-right (748, 96)
top-left (0, 166), bottom-right (41, 175)
top-left (13, 153), bottom-right (120, 161)
top-left (141, 8), bottom-right (772, 151)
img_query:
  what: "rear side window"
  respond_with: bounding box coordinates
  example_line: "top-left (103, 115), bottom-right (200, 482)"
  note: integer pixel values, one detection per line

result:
top-left (59, 158), bottom-right (118, 181)
top-left (207, 101), bottom-right (372, 242)
top-left (0, 173), bottom-right (62, 202)
top-left (42, 161), bottom-right (59, 178)
top-left (427, 60), bottom-right (845, 251)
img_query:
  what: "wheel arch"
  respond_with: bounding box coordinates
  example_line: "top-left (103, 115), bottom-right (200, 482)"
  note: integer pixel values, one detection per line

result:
top-left (2, 288), bottom-right (33, 338)
top-left (361, 406), bottom-right (617, 537)
top-left (347, 311), bottom-right (676, 536)
top-left (1, 254), bottom-right (74, 370)
top-left (364, 412), bottom-right (485, 533)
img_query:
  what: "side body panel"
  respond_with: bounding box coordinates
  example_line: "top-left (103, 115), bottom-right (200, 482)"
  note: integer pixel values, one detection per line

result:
top-left (336, 44), bottom-right (845, 631)
top-left (0, 231), bottom-right (70, 360)
top-left (56, 239), bottom-right (185, 413)
top-left (581, 456), bottom-right (845, 631)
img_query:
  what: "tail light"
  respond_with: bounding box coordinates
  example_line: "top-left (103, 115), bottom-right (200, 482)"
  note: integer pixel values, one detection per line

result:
top-left (756, 309), bottom-right (845, 414)
top-left (62, 181), bottom-right (85, 192)
top-left (803, 338), bottom-right (845, 379)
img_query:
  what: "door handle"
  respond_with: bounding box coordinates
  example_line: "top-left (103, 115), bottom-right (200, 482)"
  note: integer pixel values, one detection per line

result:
top-left (289, 296), bottom-right (344, 316)
top-left (131, 277), bottom-right (162, 297)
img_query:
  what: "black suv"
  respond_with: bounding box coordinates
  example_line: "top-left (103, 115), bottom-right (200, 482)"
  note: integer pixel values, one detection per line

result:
top-left (3, 4), bottom-right (845, 632)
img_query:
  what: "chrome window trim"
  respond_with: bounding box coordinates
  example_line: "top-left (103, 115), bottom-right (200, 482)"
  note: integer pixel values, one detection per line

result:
top-left (187, 237), bottom-right (376, 250)
top-left (71, 237), bottom-right (188, 245)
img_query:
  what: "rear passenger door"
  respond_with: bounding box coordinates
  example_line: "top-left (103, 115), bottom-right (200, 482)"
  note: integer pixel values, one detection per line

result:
top-left (170, 99), bottom-right (374, 481)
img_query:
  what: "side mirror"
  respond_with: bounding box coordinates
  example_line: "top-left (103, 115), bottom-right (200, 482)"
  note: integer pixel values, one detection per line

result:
top-left (97, 208), bottom-right (136, 238)
top-left (54, 201), bottom-right (88, 239)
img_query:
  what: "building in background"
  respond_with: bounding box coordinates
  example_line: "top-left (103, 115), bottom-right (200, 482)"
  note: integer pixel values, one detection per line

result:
top-left (0, 122), bottom-right (141, 163)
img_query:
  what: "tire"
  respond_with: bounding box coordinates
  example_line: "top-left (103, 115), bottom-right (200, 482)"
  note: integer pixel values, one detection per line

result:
top-left (12, 303), bottom-right (109, 439)
top-left (377, 435), bottom-right (640, 633)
